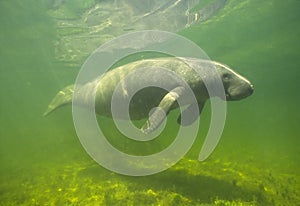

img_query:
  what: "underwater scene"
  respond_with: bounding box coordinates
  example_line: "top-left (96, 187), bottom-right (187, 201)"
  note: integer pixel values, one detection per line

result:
top-left (0, 0), bottom-right (299, 205)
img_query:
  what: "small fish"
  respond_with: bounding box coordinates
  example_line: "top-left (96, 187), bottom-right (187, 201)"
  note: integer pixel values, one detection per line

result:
top-left (190, 0), bottom-right (227, 25)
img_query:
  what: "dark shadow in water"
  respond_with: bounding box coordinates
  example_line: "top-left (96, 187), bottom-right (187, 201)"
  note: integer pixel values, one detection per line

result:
top-left (122, 169), bottom-right (268, 204)
top-left (80, 165), bottom-right (269, 204)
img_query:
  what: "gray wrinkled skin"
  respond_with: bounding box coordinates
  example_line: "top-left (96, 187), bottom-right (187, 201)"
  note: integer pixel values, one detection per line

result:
top-left (44, 57), bottom-right (254, 131)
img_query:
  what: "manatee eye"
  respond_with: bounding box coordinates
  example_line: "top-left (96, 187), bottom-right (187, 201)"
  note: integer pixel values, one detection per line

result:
top-left (222, 73), bottom-right (231, 81)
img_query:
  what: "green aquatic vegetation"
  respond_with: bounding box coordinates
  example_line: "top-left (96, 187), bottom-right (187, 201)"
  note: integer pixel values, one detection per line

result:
top-left (0, 152), bottom-right (299, 205)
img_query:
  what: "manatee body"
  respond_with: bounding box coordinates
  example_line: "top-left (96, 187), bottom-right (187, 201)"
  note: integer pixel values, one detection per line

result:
top-left (44, 57), bottom-right (253, 133)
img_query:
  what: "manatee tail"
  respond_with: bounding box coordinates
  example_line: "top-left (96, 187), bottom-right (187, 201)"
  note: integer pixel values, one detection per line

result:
top-left (44, 85), bottom-right (74, 116)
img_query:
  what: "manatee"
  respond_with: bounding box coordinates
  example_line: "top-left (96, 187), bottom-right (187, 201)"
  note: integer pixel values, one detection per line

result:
top-left (44, 57), bottom-right (253, 133)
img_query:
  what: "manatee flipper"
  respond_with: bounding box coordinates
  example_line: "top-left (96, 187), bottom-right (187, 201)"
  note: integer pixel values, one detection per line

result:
top-left (141, 86), bottom-right (185, 134)
top-left (177, 101), bottom-right (205, 126)
top-left (43, 85), bottom-right (74, 116)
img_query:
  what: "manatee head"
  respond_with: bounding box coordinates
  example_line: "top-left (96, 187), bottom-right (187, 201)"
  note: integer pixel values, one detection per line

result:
top-left (214, 62), bottom-right (254, 101)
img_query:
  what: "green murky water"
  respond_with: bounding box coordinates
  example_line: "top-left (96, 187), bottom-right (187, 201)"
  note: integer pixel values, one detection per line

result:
top-left (0, 0), bottom-right (299, 205)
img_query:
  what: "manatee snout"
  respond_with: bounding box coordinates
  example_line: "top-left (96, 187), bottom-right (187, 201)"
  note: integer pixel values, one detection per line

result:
top-left (227, 81), bottom-right (254, 100)
top-left (248, 83), bottom-right (254, 95)
top-left (215, 62), bottom-right (254, 101)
